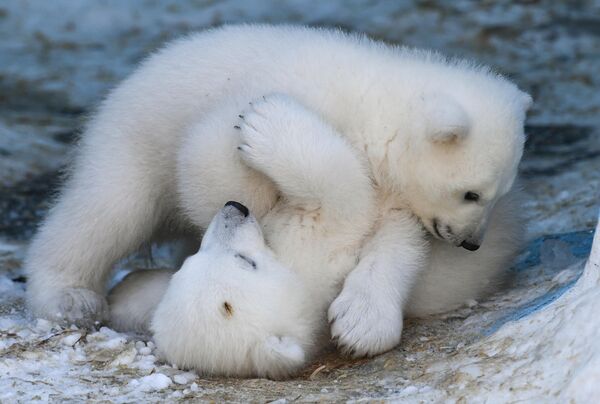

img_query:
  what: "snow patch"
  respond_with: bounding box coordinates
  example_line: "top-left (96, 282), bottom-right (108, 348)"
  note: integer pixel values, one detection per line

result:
top-left (173, 372), bottom-right (197, 385)
top-left (129, 373), bottom-right (172, 392)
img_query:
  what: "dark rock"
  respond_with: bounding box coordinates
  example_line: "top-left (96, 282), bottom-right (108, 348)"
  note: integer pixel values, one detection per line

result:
top-left (0, 170), bottom-right (63, 240)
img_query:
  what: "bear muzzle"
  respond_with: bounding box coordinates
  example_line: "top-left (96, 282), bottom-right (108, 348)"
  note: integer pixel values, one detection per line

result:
top-left (460, 240), bottom-right (480, 251)
top-left (224, 201), bottom-right (249, 217)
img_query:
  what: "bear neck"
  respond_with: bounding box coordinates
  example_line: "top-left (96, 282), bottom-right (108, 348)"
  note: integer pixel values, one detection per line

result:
top-left (324, 80), bottom-right (416, 201)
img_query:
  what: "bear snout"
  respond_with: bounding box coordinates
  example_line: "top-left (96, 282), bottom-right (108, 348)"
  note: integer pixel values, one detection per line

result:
top-left (460, 240), bottom-right (480, 251)
top-left (225, 201), bottom-right (249, 217)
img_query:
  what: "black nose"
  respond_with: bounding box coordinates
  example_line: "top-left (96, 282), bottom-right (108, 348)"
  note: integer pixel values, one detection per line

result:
top-left (224, 201), bottom-right (249, 217)
top-left (460, 240), bottom-right (480, 251)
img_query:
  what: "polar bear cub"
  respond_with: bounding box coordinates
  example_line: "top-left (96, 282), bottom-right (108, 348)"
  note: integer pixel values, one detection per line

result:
top-left (26, 25), bottom-right (531, 358)
top-left (110, 194), bottom-right (523, 379)
top-left (151, 203), bottom-right (318, 380)
top-left (109, 95), bottom-right (523, 379)
top-left (111, 95), bottom-right (378, 378)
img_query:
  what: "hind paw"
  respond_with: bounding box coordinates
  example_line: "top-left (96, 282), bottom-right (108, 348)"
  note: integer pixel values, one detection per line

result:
top-left (35, 288), bottom-right (109, 328)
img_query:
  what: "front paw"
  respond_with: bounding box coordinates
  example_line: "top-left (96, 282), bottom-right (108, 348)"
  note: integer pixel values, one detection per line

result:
top-left (33, 288), bottom-right (109, 328)
top-left (236, 94), bottom-right (303, 174)
top-left (328, 272), bottom-right (403, 357)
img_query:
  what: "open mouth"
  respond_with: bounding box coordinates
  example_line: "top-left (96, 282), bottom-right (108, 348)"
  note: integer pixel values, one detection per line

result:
top-left (430, 218), bottom-right (480, 250)
top-left (432, 218), bottom-right (444, 240)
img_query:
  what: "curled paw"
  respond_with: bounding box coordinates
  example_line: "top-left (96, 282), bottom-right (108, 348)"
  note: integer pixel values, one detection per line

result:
top-left (45, 288), bottom-right (109, 328)
top-left (236, 93), bottom-right (312, 173)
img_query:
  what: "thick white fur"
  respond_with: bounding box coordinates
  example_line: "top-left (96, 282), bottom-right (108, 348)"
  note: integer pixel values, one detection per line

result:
top-left (116, 201), bottom-right (521, 378)
top-left (107, 269), bottom-right (175, 334)
top-left (406, 187), bottom-right (524, 316)
top-left (110, 95), bottom-right (523, 379)
top-left (111, 193), bottom-right (522, 379)
top-left (158, 98), bottom-right (375, 378)
top-left (151, 207), bottom-right (318, 380)
top-left (26, 26), bottom-right (530, 354)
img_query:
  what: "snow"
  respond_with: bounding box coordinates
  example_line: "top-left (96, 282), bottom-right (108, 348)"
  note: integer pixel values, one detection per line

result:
top-left (138, 346), bottom-right (152, 356)
top-left (129, 374), bottom-right (173, 392)
top-left (441, 225), bottom-right (599, 402)
top-left (1, 226), bottom-right (594, 401)
top-left (4, 226), bottom-right (595, 400)
top-left (61, 333), bottom-right (82, 347)
top-left (173, 372), bottom-right (197, 385)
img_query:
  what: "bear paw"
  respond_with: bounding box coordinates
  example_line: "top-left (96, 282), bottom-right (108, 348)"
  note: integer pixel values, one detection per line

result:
top-left (36, 288), bottom-right (109, 328)
top-left (237, 93), bottom-right (313, 175)
top-left (328, 273), bottom-right (403, 358)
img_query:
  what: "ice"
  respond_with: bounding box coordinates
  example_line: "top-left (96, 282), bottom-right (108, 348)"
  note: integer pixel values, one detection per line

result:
top-left (109, 347), bottom-right (137, 367)
top-left (129, 373), bottom-right (172, 392)
top-left (540, 238), bottom-right (576, 270)
top-left (138, 346), bottom-right (152, 355)
top-left (61, 333), bottom-right (82, 346)
top-left (173, 372), bottom-right (197, 385)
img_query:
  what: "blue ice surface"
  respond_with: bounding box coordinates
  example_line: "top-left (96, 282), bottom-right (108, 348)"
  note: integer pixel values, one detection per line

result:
top-left (483, 229), bottom-right (595, 336)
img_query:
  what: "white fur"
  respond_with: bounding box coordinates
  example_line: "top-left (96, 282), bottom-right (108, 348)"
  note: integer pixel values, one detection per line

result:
top-left (25, 25), bottom-right (530, 355)
top-left (406, 187), bottom-right (525, 316)
top-left (107, 269), bottom-right (175, 334)
top-left (111, 94), bottom-right (523, 378)
top-left (154, 99), bottom-right (376, 378)
top-left (111, 192), bottom-right (523, 378)
top-left (152, 209), bottom-right (317, 380)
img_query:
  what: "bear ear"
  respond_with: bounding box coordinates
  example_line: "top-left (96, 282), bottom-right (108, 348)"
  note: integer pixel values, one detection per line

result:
top-left (423, 93), bottom-right (470, 144)
top-left (264, 335), bottom-right (305, 365)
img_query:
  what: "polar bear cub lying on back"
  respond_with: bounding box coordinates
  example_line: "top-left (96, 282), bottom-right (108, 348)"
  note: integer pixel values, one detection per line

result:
top-left (154, 203), bottom-right (321, 379)
top-left (112, 95), bottom-right (379, 378)
top-left (109, 95), bottom-right (523, 379)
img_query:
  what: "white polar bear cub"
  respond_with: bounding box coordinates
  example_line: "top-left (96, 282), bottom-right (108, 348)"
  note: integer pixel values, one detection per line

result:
top-left (152, 203), bottom-right (318, 380)
top-left (26, 25), bottom-right (531, 358)
top-left (109, 95), bottom-right (523, 379)
top-left (133, 96), bottom-right (377, 379)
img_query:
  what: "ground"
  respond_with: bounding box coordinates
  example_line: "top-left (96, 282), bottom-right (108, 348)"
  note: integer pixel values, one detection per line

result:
top-left (0, 1), bottom-right (599, 402)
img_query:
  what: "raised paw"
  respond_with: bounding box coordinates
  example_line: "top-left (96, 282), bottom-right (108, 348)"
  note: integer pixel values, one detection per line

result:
top-left (43, 288), bottom-right (109, 328)
top-left (328, 271), bottom-right (403, 358)
top-left (236, 94), bottom-right (313, 175)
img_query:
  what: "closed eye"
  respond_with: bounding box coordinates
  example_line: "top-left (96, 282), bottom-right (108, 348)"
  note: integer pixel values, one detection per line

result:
top-left (235, 253), bottom-right (257, 270)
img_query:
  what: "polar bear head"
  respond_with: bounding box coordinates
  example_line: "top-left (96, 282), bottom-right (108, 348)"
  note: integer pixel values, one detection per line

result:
top-left (392, 82), bottom-right (531, 251)
top-left (151, 202), bottom-right (316, 380)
